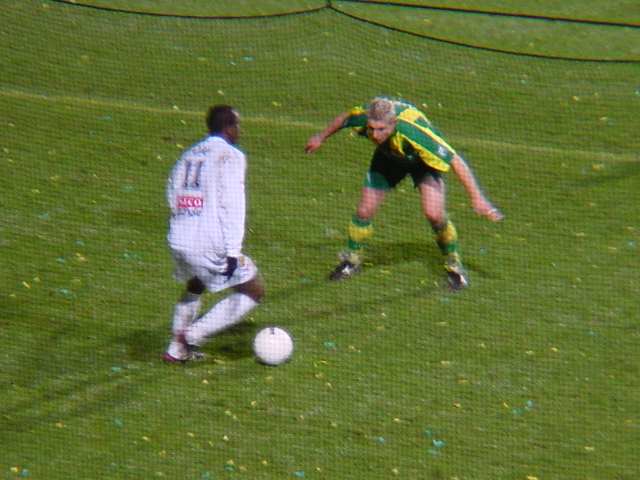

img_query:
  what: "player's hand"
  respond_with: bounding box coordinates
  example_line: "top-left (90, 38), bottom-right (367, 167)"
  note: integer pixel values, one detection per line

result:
top-left (485, 207), bottom-right (504, 222)
top-left (473, 199), bottom-right (504, 222)
top-left (223, 256), bottom-right (238, 279)
top-left (305, 134), bottom-right (323, 154)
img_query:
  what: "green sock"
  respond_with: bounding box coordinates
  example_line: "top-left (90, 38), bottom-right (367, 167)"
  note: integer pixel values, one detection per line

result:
top-left (432, 219), bottom-right (459, 256)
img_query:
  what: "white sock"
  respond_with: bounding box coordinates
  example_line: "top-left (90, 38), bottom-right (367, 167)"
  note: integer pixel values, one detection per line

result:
top-left (172, 292), bottom-right (202, 335)
top-left (166, 293), bottom-right (201, 358)
top-left (186, 293), bottom-right (258, 346)
top-left (167, 339), bottom-right (187, 359)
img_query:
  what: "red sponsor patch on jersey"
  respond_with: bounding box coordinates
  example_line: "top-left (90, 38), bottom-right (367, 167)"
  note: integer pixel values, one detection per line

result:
top-left (177, 195), bottom-right (204, 209)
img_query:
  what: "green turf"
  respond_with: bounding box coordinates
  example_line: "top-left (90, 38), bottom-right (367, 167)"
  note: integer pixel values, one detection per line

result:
top-left (49, 0), bottom-right (640, 24)
top-left (53, 0), bottom-right (327, 17)
top-left (347, 0), bottom-right (640, 24)
top-left (333, 1), bottom-right (640, 60)
top-left (1, 1), bottom-right (639, 479)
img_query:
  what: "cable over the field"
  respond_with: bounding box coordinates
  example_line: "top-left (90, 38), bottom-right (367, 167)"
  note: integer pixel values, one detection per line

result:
top-left (45, 0), bottom-right (640, 62)
top-left (47, 0), bottom-right (329, 20)
top-left (328, 3), bottom-right (640, 63)
top-left (333, 0), bottom-right (640, 29)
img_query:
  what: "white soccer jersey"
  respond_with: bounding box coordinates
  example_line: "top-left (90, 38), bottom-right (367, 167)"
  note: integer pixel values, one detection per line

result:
top-left (167, 135), bottom-right (246, 258)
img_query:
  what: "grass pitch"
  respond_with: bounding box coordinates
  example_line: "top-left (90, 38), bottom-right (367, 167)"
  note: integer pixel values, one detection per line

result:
top-left (1, 1), bottom-right (639, 479)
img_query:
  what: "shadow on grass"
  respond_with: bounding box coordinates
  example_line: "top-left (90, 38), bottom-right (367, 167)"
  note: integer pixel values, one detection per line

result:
top-left (367, 240), bottom-right (433, 266)
top-left (381, 240), bottom-right (504, 278)
top-left (123, 327), bottom-right (167, 361)
top-left (1, 336), bottom-right (163, 435)
top-left (122, 322), bottom-right (258, 363)
top-left (262, 238), bottom-right (500, 309)
top-left (120, 239), bottom-right (499, 365)
top-left (1, 321), bottom-right (260, 436)
top-left (204, 322), bottom-right (257, 360)
top-left (578, 159), bottom-right (640, 187)
top-left (349, 240), bottom-right (498, 280)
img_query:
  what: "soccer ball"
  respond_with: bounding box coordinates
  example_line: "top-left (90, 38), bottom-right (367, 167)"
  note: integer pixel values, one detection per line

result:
top-left (253, 327), bottom-right (294, 366)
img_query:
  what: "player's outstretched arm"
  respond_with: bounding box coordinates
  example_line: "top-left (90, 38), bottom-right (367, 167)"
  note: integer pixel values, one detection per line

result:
top-left (305, 112), bottom-right (350, 154)
top-left (451, 155), bottom-right (504, 222)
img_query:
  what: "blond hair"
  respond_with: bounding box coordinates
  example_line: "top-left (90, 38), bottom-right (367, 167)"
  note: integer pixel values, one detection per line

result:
top-left (367, 97), bottom-right (397, 124)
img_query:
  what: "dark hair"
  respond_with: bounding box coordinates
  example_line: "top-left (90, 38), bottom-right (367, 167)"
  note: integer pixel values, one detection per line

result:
top-left (206, 105), bottom-right (238, 133)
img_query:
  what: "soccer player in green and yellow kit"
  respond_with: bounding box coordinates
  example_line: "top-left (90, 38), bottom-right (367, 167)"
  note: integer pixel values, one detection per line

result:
top-left (305, 96), bottom-right (503, 290)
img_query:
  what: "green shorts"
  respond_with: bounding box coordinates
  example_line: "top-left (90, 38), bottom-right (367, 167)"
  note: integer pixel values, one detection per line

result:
top-left (364, 148), bottom-right (442, 191)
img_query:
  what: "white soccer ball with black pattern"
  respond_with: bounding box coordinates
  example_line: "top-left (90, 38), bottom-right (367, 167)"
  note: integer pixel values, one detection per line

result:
top-left (253, 327), bottom-right (294, 366)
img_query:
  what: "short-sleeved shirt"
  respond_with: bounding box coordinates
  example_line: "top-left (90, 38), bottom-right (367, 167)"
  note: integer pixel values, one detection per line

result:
top-left (341, 98), bottom-right (456, 173)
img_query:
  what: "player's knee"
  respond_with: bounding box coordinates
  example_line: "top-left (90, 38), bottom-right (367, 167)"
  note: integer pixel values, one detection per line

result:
top-left (235, 276), bottom-right (265, 303)
top-left (187, 277), bottom-right (206, 295)
top-left (356, 205), bottom-right (374, 219)
top-left (427, 216), bottom-right (446, 232)
top-left (252, 284), bottom-right (265, 303)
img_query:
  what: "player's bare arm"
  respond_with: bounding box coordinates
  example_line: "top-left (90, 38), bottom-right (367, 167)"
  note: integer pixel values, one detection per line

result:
top-left (451, 155), bottom-right (504, 222)
top-left (305, 112), bottom-right (350, 153)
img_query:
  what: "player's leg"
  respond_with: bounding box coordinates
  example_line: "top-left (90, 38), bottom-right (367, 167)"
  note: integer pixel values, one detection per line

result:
top-left (418, 175), bottom-right (468, 290)
top-left (330, 149), bottom-right (401, 280)
top-left (330, 186), bottom-right (385, 280)
top-left (164, 249), bottom-right (207, 362)
top-left (185, 257), bottom-right (263, 348)
top-left (164, 277), bottom-right (205, 362)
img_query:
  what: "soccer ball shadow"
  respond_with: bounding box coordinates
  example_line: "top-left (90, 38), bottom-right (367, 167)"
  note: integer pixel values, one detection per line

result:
top-left (208, 322), bottom-right (258, 360)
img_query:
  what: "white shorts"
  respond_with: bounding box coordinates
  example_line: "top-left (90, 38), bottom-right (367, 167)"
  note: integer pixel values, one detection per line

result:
top-left (170, 248), bottom-right (258, 293)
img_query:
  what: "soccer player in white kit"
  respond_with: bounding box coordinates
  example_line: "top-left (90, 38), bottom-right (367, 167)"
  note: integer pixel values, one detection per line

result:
top-left (163, 105), bottom-right (264, 362)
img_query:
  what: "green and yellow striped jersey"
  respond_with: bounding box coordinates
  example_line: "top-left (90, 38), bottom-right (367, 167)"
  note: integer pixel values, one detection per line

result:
top-left (341, 98), bottom-right (456, 172)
